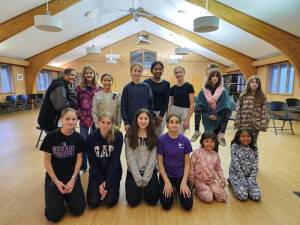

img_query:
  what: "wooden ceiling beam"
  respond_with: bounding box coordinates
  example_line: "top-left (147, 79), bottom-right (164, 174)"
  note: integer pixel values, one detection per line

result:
top-left (186, 0), bottom-right (300, 75)
top-left (0, 0), bottom-right (80, 42)
top-left (146, 15), bottom-right (256, 78)
top-left (25, 14), bottom-right (133, 93)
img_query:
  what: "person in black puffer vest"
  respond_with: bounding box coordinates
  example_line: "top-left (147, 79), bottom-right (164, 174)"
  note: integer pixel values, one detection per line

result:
top-left (38, 68), bottom-right (78, 133)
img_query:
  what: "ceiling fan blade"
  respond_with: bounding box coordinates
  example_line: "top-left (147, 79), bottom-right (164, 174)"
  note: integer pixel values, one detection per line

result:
top-left (136, 12), bottom-right (153, 18)
top-left (115, 8), bottom-right (130, 12)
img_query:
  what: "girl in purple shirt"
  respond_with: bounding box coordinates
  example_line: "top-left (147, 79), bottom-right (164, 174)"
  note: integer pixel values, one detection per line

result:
top-left (157, 114), bottom-right (193, 210)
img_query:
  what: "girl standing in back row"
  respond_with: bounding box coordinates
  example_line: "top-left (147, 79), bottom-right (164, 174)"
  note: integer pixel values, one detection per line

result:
top-left (76, 65), bottom-right (100, 172)
top-left (121, 63), bottom-right (154, 133)
top-left (234, 75), bottom-right (269, 145)
top-left (195, 68), bottom-right (231, 146)
top-left (93, 73), bottom-right (121, 128)
top-left (168, 66), bottom-right (195, 134)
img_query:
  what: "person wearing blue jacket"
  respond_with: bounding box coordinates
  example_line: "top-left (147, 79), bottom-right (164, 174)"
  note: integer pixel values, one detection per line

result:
top-left (121, 63), bottom-right (154, 133)
top-left (86, 112), bottom-right (123, 208)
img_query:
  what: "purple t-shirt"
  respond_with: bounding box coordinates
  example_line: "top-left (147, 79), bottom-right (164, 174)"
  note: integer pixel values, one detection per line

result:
top-left (158, 133), bottom-right (192, 178)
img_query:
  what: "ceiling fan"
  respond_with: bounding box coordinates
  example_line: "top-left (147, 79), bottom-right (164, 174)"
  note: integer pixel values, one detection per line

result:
top-left (137, 32), bottom-right (150, 44)
top-left (110, 0), bottom-right (153, 21)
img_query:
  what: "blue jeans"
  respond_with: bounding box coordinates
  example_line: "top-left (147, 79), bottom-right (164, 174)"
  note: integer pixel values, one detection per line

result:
top-left (80, 125), bottom-right (95, 170)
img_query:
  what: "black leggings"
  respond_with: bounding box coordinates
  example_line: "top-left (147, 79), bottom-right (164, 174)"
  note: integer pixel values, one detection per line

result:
top-left (213, 109), bottom-right (231, 134)
top-left (194, 111), bottom-right (202, 131)
top-left (44, 176), bottom-right (86, 222)
top-left (125, 170), bottom-right (160, 207)
top-left (86, 178), bottom-right (120, 208)
top-left (159, 176), bottom-right (193, 211)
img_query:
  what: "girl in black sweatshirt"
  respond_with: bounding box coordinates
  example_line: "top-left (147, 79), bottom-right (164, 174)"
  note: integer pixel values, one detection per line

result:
top-left (40, 108), bottom-right (86, 222)
top-left (86, 112), bottom-right (123, 208)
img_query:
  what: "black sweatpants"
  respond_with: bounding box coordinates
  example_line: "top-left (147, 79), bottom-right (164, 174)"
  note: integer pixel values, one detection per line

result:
top-left (87, 178), bottom-right (120, 208)
top-left (44, 176), bottom-right (86, 222)
top-left (125, 170), bottom-right (159, 207)
top-left (159, 176), bottom-right (193, 210)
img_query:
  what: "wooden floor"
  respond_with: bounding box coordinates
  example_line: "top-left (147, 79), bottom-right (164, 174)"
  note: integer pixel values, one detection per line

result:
top-left (0, 110), bottom-right (300, 225)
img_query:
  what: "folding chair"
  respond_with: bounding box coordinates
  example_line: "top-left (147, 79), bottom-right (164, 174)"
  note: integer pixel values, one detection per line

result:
top-left (2, 95), bottom-right (17, 112)
top-left (269, 101), bottom-right (294, 135)
top-left (16, 95), bottom-right (29, 111)
top-left (286, 98), bottom-right (300, 121)
top-left (36, 125), bottom-right (44, 148)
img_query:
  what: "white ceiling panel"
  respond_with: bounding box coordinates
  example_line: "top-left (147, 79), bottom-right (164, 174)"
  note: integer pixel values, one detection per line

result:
top-left (218, 0), bottom-right (300, 37)
top-left (0, 0), bottom-right (41, 23)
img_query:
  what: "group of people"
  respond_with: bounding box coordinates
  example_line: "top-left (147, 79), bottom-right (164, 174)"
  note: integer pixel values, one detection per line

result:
top-left (37, 61), bottom-right (269, 222)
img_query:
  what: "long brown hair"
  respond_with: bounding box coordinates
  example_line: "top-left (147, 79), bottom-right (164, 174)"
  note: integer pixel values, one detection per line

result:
top-left (127, 108), bottom-right (157, 151)
top-left (98, 112), bottom-right (118, 144)
top-left (239, 75), bottom-right (266, 107)
top-left (79, 65), bottom-right (99, 89)
top-left (205, 68), bottom-right (222, 89)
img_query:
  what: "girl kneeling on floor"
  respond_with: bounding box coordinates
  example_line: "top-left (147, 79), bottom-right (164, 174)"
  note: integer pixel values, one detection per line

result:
top-left (40, 108), bottom-right (86, 222)
top-left (157, 114), bottom-right (193, 210)
top-left (86, 112), bottom-right (123, 208)
top-left (125, 108), bottom-right (160, 206)
top-left (228, 129), bottom-right (261, 201)
top-left (188, 132), bottom-right (227, 203)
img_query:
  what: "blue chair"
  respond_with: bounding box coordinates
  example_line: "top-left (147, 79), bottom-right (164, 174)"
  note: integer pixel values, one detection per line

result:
top-left (16, 94), bottom-right (29, 111)
top-left (2, 95), bottom-right (17, 112)
top-left (269, 101), bottom-right (294, 135)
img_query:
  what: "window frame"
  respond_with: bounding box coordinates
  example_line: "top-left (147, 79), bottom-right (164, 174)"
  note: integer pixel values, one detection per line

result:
top-left (36, 69), bottom-right (52, 92)
top-left (0, 64), bottom-right (15, 94)
top-left (130, 49), bottom-right (157, 69)
top-left (267, 62), bottom-right (295, 96)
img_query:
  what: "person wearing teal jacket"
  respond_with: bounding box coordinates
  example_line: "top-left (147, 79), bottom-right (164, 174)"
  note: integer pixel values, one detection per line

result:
top-left (195, 68), bottom-right (232, 146)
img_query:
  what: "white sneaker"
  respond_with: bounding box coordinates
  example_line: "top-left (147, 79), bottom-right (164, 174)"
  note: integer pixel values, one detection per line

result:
top-left (190, 131), bottom-right (201, 142)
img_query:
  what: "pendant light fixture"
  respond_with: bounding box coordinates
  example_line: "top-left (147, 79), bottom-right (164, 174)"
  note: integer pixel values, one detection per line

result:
top-left (105, 45), bottom-right (120, 64)
top-left (175, 10), bottom-right (189, 55)
top-left (85, 10), bottom-right (101, 55)
top-left (34, 0), bottom-right (63, 32)
top-left (193, 0), bottom-right (219, 33)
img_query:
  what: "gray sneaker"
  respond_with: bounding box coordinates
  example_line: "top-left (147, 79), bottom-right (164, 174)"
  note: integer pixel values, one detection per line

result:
top-left (190, 131), bottom-right (201, 142)
top-left (218, 136), bottom-right (226, 146)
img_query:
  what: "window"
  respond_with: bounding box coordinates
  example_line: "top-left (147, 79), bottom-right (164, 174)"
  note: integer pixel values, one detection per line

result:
top-left (130, 49), bottom-right (156, 69)
top-left (37, 70), bottom-right (52, 92)
top-left (269, 62), bottom-right (294, 95)
top-left (0, 64), bottom-right (14, 93)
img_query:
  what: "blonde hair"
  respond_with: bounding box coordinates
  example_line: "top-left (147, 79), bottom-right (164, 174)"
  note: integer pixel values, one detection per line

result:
top-left (98, 112), bottom-right (118, 144)
top-left (61, 107), bottom-right (77, 118)
top-left (130, 63), bottom-right (143, 72)
top-left (173, 66), bottom-right (185, 74)
top-left (79, 65), bottom-right (99, 88)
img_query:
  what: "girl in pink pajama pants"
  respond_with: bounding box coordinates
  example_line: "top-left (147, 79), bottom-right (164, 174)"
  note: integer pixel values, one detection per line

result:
top-left (188, 132), bottom-right (227, 203)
